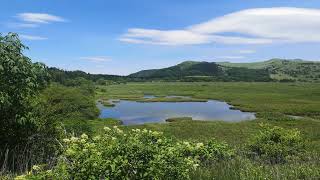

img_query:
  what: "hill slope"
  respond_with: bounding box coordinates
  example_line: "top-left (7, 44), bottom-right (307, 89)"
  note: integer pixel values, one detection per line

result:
top-left (130, 59), bottom-right (320, 82)
top-left (129, 61), bottom-right (271, 81)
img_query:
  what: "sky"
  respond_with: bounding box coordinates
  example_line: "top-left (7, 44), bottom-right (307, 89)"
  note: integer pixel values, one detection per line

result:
top-left (2, 0), bottom-right (320, 75)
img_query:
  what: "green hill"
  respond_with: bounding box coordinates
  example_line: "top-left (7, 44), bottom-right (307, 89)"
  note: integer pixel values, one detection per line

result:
top-left (129, 61), bottom-right (271, 81)
top-left (129, 59), bottom-right (320, 82)
top-left (129, 61), bottom-right (222, 79)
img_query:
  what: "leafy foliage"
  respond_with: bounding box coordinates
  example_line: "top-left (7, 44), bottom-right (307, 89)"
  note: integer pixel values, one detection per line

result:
top-left (39, 84), bottom-right (99, 137)
top-left (0, 33), bottom-right (56, 173)
top-left (23, 127), bottom-right (232, 179)
top-left (246, 124), bottom-right (306, 164)
top-left (0, 33), bottom-right (49, 125)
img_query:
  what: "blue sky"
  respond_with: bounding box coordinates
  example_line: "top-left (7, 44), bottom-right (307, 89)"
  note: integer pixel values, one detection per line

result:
top-left (2, 0), bottom-right (320, 75)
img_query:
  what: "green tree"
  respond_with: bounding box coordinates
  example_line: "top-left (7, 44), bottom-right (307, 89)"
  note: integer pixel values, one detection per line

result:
top-left (0, 33), bottom-right (52, 172)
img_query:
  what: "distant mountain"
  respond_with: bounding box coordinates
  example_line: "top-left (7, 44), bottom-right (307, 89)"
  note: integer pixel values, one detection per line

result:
top-left (129, 59), bottom-right (320, 82)
top-left (218, 59), bottom-right (320, 82)
top-left (130, 61), bottom-right (223, 79)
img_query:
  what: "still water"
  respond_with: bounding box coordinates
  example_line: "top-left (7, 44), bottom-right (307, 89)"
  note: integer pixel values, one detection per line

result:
top-left (98, 97), bottom-right (255, 125)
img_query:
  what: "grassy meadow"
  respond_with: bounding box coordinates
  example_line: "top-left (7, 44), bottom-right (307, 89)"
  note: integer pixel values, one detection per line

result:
top-left (96, 82), bottom-right (320, 117)
top-left (91, 82), bottom-right (320, 179)
top-left (95, 82), bottom-right (320, 148)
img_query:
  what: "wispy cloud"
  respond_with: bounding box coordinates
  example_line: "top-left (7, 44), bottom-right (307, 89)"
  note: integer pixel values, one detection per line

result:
top-left (16, 13), bottom-right (66, 24)
top-left (120, 7), bottom-right (320, 45)
top-left (238, 50), bottom-right (256, 54)
top-left (6, 23), bottom-right (39, 28)
top-left (80, 56), bottom-right (112, 63)
top-left (120, 28), bottom-right (271, 45)
top-left (120, 29), bottom-right (212, 45)
top-left (20, 34), bottom-right (47, 40)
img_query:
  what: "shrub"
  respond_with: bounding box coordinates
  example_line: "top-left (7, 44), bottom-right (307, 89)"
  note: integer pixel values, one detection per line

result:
top-left (246, 124), bottom-right (306, 164)
top-left (177, 139), bottom-right (234, 165)
top-left (40, 84), bottom-right (99, 121)
top-left (22, 127), bottom-right (232, 179)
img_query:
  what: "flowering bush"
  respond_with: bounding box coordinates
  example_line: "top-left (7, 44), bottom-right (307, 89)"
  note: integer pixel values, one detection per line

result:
top-left (21, 126), bottom-right (233, 179)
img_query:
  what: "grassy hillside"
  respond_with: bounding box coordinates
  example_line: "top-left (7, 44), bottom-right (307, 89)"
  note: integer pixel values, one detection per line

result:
top-left (129, 59), bottom-right (320, 82)
top-left (129, 61), bottom-right (223, 78)
top-left (217, 59), bottom-right (286, 69)
top-left (219, 59), bottom-right (320, 82)
top-left (130, 61), bottom-right (271, 81)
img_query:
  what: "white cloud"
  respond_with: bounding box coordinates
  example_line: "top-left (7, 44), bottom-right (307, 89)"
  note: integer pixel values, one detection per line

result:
top-left (238, 50), bottom-right (256, 54)
top-left (190, 7), bottom-right (320, 42)
top-left (120, 29), bottom-right (211, 45)
top-left (17, 13), bottom-right (66, 24)
top-left (217, 56), bottom-right (245, 59)
top-left (7, 23), bottom-right (39, 28)
top-left (120, 7), bottom-right (320, 45)
top-left (20, 34), bottom-right (47, 40)
top-left (120, 28), bottom-right (272, 45)
top-left (80, 56), bottom-right (112, 63)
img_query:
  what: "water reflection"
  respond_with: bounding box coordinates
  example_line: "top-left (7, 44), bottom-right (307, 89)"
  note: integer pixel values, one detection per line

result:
top-left (98, 97), bottom-right (256, 125)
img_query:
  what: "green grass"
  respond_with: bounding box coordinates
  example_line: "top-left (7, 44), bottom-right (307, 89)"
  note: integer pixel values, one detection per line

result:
top-left (88, 118), bottom-right (122, 134)
top-left (89, 118), bottom-right (320, 151)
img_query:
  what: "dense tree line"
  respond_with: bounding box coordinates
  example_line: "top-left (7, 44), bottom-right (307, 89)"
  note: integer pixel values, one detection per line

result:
top-left (48, 67), bottom-right (129, 85)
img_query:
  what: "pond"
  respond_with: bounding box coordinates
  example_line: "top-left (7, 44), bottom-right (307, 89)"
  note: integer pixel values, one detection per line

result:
top-left (98, 96), bottom-right (256, 125)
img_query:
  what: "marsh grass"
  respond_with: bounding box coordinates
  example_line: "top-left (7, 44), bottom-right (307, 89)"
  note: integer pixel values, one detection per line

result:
top-left (97, 82), bottom-right (320, 117)
top-left (95, 82), bottom-right (320, 149)
top-left (191, 156), bottom-right (320, 180)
